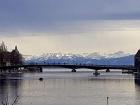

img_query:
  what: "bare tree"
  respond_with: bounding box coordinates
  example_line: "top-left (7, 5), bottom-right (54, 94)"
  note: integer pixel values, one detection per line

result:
top-left (1, 96), bottom-right (19, 105)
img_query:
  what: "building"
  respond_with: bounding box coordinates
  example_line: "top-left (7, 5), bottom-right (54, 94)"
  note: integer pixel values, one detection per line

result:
top-left (135, 49), bottom-right (140, 68)
top-left (0, 42), bottom-right (23, 66)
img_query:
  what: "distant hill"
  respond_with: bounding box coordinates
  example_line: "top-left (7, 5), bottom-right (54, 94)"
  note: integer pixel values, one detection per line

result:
top-left (25, 52), bottom-right (134, 65)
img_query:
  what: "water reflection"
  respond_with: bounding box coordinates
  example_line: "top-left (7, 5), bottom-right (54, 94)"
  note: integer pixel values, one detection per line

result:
top-left (0, 74), bottom-right (22, 105)
top-left (0, 71), bottom-right (140, 105)
top-left (135, 79), bottom-right (140, 105)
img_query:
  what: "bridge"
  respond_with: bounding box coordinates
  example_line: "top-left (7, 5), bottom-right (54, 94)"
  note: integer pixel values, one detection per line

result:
top-left (0, 64), bottom-right (136, 75)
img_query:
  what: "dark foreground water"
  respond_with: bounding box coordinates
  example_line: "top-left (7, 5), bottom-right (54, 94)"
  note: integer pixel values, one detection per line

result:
top-left (0, 69), bottom-right (140, 105)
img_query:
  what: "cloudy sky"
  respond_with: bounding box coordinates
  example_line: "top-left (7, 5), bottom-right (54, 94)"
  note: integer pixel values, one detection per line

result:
top-left (1, 0), bottom-right (140, 55)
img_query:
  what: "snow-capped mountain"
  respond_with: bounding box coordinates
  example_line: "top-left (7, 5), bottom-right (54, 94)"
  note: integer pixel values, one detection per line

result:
top-left (25, 51), bottom-right (134, 65)
top-left (83, 52), bottom-right (106, 59)
top-left (107, 51), bottom-right (130, 58)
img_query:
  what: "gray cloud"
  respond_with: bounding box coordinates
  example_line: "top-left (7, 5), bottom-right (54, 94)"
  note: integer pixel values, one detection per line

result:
top-left (0, 0), bottom-right (140, 32)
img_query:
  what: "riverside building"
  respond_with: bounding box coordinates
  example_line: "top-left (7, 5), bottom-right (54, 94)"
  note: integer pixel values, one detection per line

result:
top-left (0, 42), bottom-right (22, 66)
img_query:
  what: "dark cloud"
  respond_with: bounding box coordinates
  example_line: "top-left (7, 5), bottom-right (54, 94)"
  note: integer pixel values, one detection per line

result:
top-left (0, 0), bottom-right (140, 32)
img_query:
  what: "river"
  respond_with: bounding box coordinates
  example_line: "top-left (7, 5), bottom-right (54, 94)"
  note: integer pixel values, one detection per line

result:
top-left (0, 68), bottom-right (139, 105)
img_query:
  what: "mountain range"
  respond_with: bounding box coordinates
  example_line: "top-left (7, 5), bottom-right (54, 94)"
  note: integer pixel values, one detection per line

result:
top-left (25, 51), bottom-right (134, 65)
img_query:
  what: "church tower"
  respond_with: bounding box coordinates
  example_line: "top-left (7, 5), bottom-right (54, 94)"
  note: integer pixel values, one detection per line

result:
top-left (14, 45), bottom-right (19, 53)
top-left (0, 41), bottom-right (7, 52)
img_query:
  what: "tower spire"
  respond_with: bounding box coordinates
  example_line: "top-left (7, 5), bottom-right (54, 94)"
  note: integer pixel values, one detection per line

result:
top-left (15, 45), bottom-right (17, 50)
top-left (0, 41), bottom-right (7, 52)
top-left (14, 45), bottom-right (19, 53)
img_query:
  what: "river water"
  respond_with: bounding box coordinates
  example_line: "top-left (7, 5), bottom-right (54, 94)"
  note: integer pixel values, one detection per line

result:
top-left (0, 68), bottom-right (140, 105)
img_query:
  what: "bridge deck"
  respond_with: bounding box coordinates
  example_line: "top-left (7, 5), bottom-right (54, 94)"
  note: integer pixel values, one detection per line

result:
top-left (0, 64), bottom-right (136, 71)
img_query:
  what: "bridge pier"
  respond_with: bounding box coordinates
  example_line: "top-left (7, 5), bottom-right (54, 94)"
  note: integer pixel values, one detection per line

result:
top-left (106, 69), bottom-right (110, 72)
top-left (34, 67), bottom-right (43, 72)
top-left (93, 70), bottom-right (100, 76)
top-left (39, 67), bottom-right (43, 72)
top-left (71, 69), bottom-right (76, 72)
